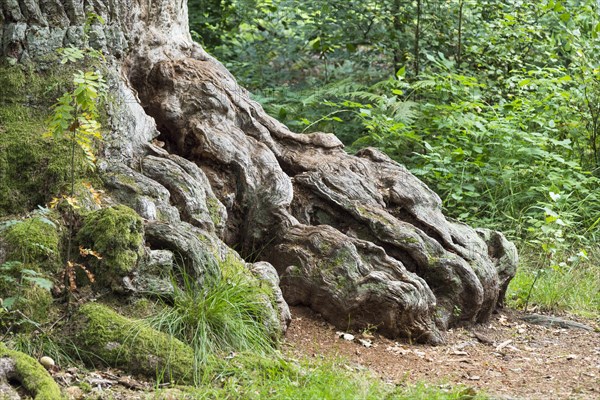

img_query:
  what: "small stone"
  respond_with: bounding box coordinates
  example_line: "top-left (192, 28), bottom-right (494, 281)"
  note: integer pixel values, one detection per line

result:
top-left (39, 356), bottom-right (55, 369)
top-left (65, 386), bottom-right (84, 400)
top-left (336, 331), bottom-right (355, 341)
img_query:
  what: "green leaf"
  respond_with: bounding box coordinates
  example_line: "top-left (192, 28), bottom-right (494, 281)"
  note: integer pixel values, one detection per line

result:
top-left (2, 297), bottom-right (16, 310)
top-left (1, 261), bottom-right (22, 271)
top-left (23, 276), bottom-right (54, 291)
top-left (20, 269), bottom-right (40, 276)
top-left (396, 66), bottom-right (406, 78)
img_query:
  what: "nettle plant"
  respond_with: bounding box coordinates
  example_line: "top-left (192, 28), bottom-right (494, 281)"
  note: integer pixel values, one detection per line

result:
top-left (520, 190), bottom-right (590, 311)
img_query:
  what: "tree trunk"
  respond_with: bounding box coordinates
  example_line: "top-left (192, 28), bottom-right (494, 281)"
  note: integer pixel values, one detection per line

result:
top-left (0, 0), bottom-right (517, 345)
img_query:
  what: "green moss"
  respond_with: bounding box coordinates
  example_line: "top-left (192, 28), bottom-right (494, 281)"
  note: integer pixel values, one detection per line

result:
top-left (218, 252), bottom-right (251, 279)
top-left (0, 63), bottom-right (90, 216)
top-left (206, 197), bottom-right (222, 226)
top-left (77, 205), bottom-right (144, 280)
top-left (286, 265), bottom-right (303, 278)
top-left (3, 217), bottom-right (60, 271)
top-left (72, 303), bottom-right (195, 383)
top-left (0, 343), bottom-right (62, 399)
top-left (355, 205), bottom-right (392, 225)
top-left (14, 285), bottom-right (54, 325)
top-left (111, 173), bottom-right (142, 193)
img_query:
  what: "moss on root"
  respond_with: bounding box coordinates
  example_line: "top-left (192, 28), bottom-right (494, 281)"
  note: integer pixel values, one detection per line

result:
top-left (0, 343), bottom-right (62, 400)
top-left (76, 205), bottom-right (144, 283)
top-left (70, 303), bottom-right (195, 383)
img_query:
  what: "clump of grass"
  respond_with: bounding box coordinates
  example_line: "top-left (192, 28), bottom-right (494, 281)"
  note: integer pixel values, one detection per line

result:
top-left (8, 331), bottom-right (80, 367)
top-left (507, 247), bottom-right (600, 319)
top-left (146, 266), bottom-right (276, 383)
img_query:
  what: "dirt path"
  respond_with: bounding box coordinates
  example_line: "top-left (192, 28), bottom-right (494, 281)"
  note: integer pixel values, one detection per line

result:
top-left (284, 306), bottom-right (600, 400)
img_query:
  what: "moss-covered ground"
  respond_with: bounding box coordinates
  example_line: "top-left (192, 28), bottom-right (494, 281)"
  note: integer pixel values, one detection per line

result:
top-left (2, 216), bottom-right (60, 270)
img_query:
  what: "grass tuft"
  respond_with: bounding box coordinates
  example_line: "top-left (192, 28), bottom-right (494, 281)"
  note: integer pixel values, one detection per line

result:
top-left (146, 266), bottom-right (276, 384)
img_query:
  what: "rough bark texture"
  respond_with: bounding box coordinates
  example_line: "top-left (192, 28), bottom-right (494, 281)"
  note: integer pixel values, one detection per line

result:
top-left (1, 0), bottom-right (517, 344)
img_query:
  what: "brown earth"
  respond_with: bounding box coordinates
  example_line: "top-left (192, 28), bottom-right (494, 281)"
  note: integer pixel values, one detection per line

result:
top-left (284, 306), bottom-right (600, 400)
top-left (41, 306), bottom-right (599, 399)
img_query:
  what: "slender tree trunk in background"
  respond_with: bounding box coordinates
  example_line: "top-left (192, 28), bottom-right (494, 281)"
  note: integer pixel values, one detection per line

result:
top-left (0, 0), bottom-right (517, 345)
top-left (392, 0), bottom-right (404, 75)
top-left (457, 0), bottom-right (464, 67)
top-left (414, 0), bottom-right (422, 76)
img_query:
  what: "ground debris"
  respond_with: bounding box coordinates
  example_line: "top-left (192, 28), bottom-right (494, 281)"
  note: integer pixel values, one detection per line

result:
top-left (521, 313), bottom-right (594, 331)
top-left (285, 306), bottom-right (600, 400)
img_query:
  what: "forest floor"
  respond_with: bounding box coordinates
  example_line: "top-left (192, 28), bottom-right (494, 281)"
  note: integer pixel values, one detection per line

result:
top-left (46, 306), bottom-right (599, 399)
top-left (284, 306), bottom-right (600, 400)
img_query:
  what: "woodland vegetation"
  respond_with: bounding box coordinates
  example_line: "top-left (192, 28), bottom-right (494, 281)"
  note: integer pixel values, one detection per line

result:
top-left (0, 0), bottom-right (598, 399)
top-left (190, 0), bottom-right (600, 316)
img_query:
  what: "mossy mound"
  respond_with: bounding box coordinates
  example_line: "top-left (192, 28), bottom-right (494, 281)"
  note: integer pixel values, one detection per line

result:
top-left (0, 343), bottom-right (62, 400)
top-left (0, 215), bottom-right (59, 324)
top-left (2, 217), bottom-right (60, 270)
top-left (76, 205), bottom-right (144, 284)
top-left (69, 303), bottom-right (195, 383)
top-left (13, 285), bottom-right (54, 326)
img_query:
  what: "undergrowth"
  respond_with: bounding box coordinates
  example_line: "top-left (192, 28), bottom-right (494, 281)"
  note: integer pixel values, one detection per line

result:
top-left (152, 354), bottom-right (487, 400)
top-left (507, 247), bottom-right (600, 319)
top-left (145, 265), bottom-right (276, 384)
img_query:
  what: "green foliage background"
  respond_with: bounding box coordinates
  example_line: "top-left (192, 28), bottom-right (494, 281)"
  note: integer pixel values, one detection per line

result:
top-left (189, 0), bottom-right (600, 315)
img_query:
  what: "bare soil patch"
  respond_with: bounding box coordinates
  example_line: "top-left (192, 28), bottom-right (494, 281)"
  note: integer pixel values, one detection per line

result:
top-left (284, 306), bottom-right (600, 400)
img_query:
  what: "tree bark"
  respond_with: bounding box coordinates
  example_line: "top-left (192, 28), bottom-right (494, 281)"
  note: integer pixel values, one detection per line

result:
top-left (0, 0), bottom-right (517, 345)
